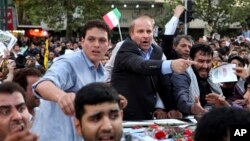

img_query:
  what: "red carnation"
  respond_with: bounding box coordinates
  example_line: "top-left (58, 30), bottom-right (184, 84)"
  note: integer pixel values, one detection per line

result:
top-left (155, 130), bottom-right (167, 139)
top-left (183, 128), bottom-right (192, 137)
top-left (186, 137), bottom-right (193, 141)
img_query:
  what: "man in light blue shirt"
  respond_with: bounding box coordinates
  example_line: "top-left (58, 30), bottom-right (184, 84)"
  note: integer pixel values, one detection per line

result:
top-left (31, 20), bottom-right (116, 141)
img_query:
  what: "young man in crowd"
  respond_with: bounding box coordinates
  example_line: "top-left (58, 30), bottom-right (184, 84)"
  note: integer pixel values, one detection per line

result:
top-left (220, 55), bottom-right (245, 105)
top-left (32, 19), bottom-right (126, 141)
top-left (74, 82), bottom-right (123, 141)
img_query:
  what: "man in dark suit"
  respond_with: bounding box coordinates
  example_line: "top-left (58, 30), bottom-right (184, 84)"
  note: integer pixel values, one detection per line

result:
top-left (111, 15), bottom-right (195, 120)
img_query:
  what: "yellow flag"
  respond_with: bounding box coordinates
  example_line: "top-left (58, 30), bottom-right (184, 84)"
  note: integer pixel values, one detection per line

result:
top-left (44, 39), bottom-right (49, 69)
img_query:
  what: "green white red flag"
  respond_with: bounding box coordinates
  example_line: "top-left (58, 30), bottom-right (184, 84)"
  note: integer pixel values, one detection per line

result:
top-left (103, 8), bottom-right (121, 30)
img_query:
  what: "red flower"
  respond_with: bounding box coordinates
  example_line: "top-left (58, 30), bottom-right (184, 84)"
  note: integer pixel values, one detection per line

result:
top-left (186, 137), bottom-right (193, 141)
top-left (155, 130), bottom-right (167, 139)
top-left (183, 128), bottom-right (192, 137)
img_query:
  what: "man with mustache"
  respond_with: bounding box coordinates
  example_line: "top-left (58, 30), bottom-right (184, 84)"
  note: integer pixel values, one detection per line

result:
top-left (111, 15), bottom-right (196, 120)
top-left (0, 82), bottom-right (38, 141)
top-left (171, 44), bottom-right (223, 115)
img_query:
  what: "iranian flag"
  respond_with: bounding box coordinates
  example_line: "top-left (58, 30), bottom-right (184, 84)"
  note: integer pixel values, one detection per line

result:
top-left (103, 8), bottom-right (121, 30)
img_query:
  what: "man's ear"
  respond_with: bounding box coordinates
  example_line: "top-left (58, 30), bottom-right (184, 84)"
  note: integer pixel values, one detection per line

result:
top-left (74, 117), bottom-right (82, 136)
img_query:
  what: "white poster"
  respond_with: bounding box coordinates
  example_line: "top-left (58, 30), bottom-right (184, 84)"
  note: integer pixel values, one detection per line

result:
top-left (211, 64), bottom-right (237, 83)
top-left (0, 30), bottom-right (17, 56)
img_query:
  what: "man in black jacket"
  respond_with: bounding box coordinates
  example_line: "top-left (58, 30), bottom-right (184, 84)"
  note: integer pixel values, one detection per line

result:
top-left (111, 15), bottom-right (196, 120)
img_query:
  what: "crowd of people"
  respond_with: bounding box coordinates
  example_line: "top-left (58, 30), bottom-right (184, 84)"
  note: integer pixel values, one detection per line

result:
top-left (1, 4), bottom-right (250, 141)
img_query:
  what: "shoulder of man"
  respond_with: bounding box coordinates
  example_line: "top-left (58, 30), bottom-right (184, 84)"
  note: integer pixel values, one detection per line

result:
top-left (118, 37), bottom-right (140, 54)
top-left (152, 43), bottom-right (162, 51)
top-left (54, 50), bottom-right (82, 63)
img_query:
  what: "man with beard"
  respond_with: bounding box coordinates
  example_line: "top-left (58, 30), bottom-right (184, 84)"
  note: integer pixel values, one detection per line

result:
top-left (171, 44), bottom-right (223, 115)
top-left (13, 68), bottom-right (42, 117)
top-left (0, 82), bottom-right (38, 141)
top-left (74, 82), bottom-right (123, 141)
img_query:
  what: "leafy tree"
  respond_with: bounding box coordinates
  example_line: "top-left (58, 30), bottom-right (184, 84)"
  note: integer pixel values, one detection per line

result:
top-left (14, 0), bottom-right (109, 37)
top-left (157, 0), bottom-right (183, 27)
top-left (194, 0), bottom-right (250, 32)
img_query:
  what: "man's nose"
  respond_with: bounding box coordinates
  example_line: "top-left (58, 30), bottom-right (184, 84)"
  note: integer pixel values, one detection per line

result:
top-left (101, 117), bottom-right (112, 131)
top-left (11, 108), bottom-right (22, 120)
top-left (185, 46), bottom-right (190, 52)
top-left (94, 40), bottom-right (100, 47)
top-left (202, 62), bottom-right (209, 68)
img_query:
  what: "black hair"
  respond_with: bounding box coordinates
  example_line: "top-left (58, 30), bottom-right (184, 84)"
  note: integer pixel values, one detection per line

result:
top-left (190, 44), bottom-right (213, 60)
top-left (173, 35), bottom-right (193, 47)
top-left (15, 55), bottom-right (26, 69)
top-left (228, 55), bottom-right (245, 67)
top-left (195, 107), bottom-right (250, 141)
top-left (13, 68), bottom-right (42, 91)
top-left (232, 41), bottom-right (239, 46)
top-left (0, 82), bottom-right (26, 101)
top-left (74, 82), bottom-right (120, 120)
top-left (82, 19), bottom-right (111, 40)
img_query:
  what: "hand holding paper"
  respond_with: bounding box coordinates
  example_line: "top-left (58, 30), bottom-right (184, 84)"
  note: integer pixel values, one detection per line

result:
top-left (211, 64), bottom-right (237, 83)
top-left (233, 67), bottom-right (249, 80)
top-left (0, 30), bottom-right (17, 57)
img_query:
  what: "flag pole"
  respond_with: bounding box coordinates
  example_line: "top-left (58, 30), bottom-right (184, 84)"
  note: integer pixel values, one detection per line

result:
top-left (117, 22), bottom-right (123, 41)
top-left (44, 38), bottom-right (49, 70)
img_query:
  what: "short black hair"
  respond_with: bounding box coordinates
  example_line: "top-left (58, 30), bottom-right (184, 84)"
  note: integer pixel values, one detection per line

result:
top-left (195, 107), bottom-right (250, 141)
top-left (227, 55), bottom-right (245, 67)
top-left (173, 35), bottom-right (193, 47)
top-left (232, 41), bottom-right (239, 46)
top-left (0, 82), bottom-right (26, 101)
top-left (13, 68), bottom-right (42, 91)
top-left (74, 82), bottom-right (120, 120)
top-left (82, 19), bottom-right (111, 40)
top-left (190, 43), bottom-right (213, 60)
